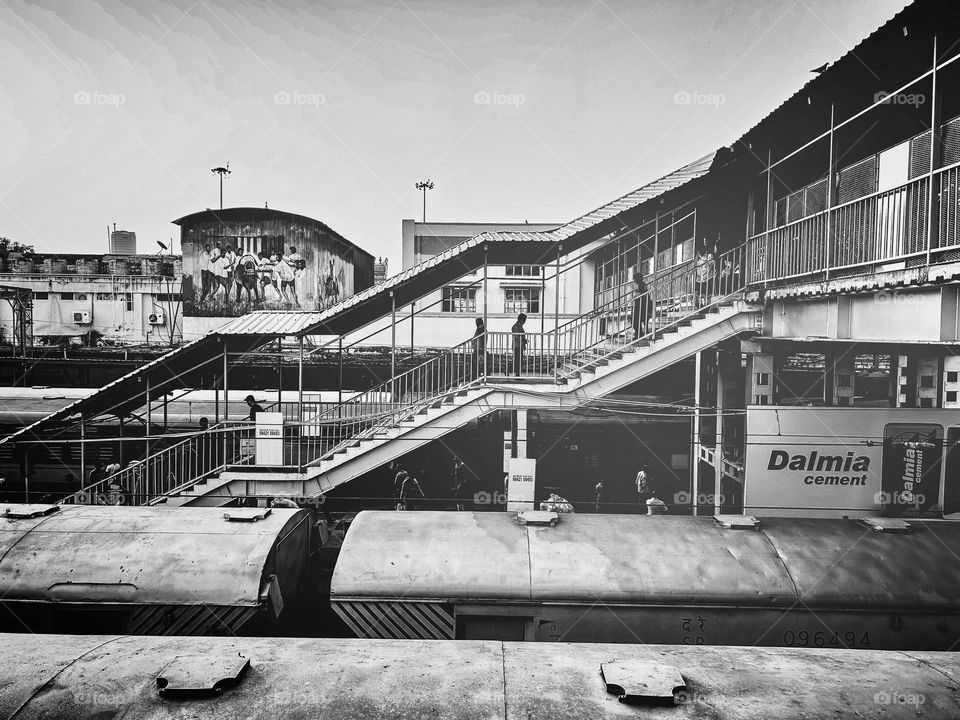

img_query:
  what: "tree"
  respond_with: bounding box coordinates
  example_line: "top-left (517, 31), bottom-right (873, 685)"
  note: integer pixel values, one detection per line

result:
top-left (0, 238), bottom-right (35, 257)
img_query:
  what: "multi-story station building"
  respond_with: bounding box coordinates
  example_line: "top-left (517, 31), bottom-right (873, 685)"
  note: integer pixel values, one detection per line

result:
top-left (3, 0), bottom-right (958, 522)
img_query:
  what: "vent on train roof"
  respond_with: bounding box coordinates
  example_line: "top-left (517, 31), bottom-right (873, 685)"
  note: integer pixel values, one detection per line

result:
top-left (859, 517), bottom-right (912, 533)
top-left (600, 662), bottom-right (686, 705)
top-left (4, 504), bottom-right (59, 519)
top-left (713, 514), bottom-right (759, 530)
top-left (516, 510), bottom-right (559, 526)
top-left (157, 653), bottom-right (250, 696)
top-left (223, 508), bottom-right (272, 522)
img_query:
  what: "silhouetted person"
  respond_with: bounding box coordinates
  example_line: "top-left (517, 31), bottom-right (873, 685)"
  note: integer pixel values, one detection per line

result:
top-left (244, 395), bottom-right (264, 421)
top-left (471, 318), bottom-right (486, 377)
top-left (511, 313), bottom-right (527, 376)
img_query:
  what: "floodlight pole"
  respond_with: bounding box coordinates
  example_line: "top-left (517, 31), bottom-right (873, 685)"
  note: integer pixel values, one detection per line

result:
top-left (211, 164), bottom-right (231, 210)
top-left (415, 180), bottom-right (435, 222)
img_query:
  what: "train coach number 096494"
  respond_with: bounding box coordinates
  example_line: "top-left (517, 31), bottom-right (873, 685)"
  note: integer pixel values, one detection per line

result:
top-left (782, 630), bottom-right (871, 648)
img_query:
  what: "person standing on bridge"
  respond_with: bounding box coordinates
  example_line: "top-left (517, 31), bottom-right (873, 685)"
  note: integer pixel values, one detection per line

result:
top-left (511, 313), bottom-right (527, 377)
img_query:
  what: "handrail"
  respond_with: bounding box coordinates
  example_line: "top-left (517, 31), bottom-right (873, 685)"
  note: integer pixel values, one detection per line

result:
top-left (61, 420), bottom-right (255, 506)
top-left (300, 335), bottom-right (483, 467)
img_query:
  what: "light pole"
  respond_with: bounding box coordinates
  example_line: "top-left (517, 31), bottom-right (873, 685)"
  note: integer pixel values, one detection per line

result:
top-left (211, 163), bottom-right (231, 210)
top-left (415, 179), bottom-right (434, 222)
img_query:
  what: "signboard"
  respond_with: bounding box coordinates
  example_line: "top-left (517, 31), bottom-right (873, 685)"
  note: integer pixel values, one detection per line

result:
top-left (744, 407), bottom-right (954, 518)
top-left (506, 458), bottom-right (537, 512)
top-left (255, 412), bottom-right (284, 466)
top-left (881, 424), bottom-right (942, 516)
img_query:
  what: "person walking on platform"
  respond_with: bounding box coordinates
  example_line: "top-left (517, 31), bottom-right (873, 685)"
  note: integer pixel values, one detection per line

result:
top-left (451, 457), bottom-right (466, 511)
top-left (635, 463), bottom-right (653, 509)
top-left (400, 473), bottom-right (424, 511)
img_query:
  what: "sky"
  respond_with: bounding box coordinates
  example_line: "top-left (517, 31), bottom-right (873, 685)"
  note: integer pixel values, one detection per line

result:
top-left (0, 0), bottom-right (909, 269)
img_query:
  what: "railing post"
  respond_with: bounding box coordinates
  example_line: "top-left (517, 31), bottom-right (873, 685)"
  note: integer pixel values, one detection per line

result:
top-left (79, 413), bottom-right (86, 493)
top-left (825, 104), bottom-right (836, 281)
top-left (927, 35), bottom-right (941, 266)
top-left (222, 345), bottom-right (229, 469)
top-left (298, 335), bottom-right (304, 473)
top-left (390, 290), bottom-right (396, 406)
top-left (553, 242), bottom-right (561, 379)
top-left (145, 377), bottom-right (151, 503)
top-left (483, 244), bottom-right (489, 378)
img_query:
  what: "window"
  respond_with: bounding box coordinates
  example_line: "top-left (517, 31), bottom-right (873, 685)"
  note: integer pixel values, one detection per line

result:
top-left (441, 286), bottom-right (476, 313)
top-left (33, 292), bottom-right (48, 300)
top-left (124, 293), bottom-right (134, 312)
top-left (60, 292), bottom-right (74, 300)
top-left (504, 287), bottom-right (541, 315)
top-left (76, 293), bottom-right (88, 301)
top-left (95, 292), bottom-right (114, 301)
top-left (155, 293), bottom-right (181, 302)
top-left (505, 265), bottom-right (541, 277)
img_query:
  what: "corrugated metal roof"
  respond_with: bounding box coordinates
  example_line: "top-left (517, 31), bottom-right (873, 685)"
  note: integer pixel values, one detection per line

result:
top-left (171, 207), bottom-right (374, 261)
top-left (218, 311), bottom-right (328, 336)
top-left (735, 0), bottom-right (929, 150)
top-left (551, 151), bottom-right (717, 241)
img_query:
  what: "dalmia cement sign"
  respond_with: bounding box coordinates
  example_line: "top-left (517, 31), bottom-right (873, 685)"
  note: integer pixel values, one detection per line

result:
top-left (743, 408), bottom-right (948, 518)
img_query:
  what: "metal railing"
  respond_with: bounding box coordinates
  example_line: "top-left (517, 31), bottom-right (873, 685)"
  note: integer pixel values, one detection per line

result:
top-left (61, 421), bottom-right (256, 506)
top-left (479, 244), bottom-right (748, 381)
top-left (748, 166), bottom-right (960, 284)
top-left (298, 336), bottom-right (482, 467)
top-left (98, 243), bottom-right (750, 503)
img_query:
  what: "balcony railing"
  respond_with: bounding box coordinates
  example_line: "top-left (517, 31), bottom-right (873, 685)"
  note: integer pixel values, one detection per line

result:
top-left (748, 163), bottom-right (960, 284)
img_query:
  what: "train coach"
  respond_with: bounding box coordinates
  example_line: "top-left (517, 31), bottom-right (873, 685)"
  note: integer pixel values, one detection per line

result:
top-left (0, 503), bottom-right (314, 635)
top-left (330, 510), bottom-right (960, 650)
top-left (0, 633), bottom-right (957, 718)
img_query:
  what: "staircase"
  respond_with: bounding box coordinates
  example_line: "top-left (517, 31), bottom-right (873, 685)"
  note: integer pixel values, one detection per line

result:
top-left (155, 244), bottom-right (760, 507)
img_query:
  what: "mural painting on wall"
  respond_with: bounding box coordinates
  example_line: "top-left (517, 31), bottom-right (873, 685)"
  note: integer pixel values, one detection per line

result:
top-left (181, 222), bottom-right (353, 317)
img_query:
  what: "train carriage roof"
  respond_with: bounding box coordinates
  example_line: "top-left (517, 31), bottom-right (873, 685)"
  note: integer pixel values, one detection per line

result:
top-left (0, 504), bottom-right (309, 607)
top-left (4, 634), bottom-right (960, 719)
top-left (332, 512), bottom-right (960, 611)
